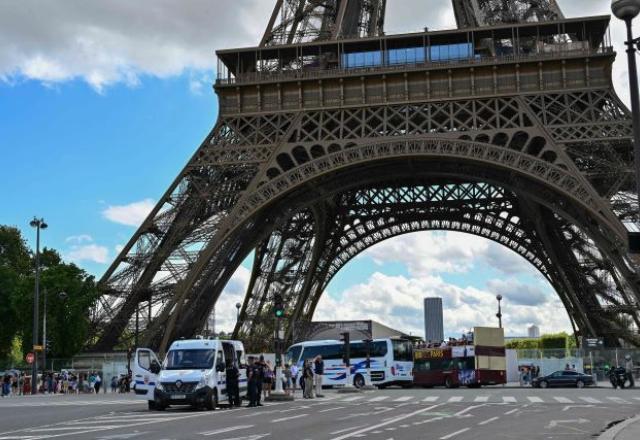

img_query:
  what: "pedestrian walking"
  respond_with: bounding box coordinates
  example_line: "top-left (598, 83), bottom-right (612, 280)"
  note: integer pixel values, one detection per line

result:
top-left (625, 355), bottom-right (635, 388)
top-left (110, 376), bottom-right (117, 393)
top-left (1, 374), bottom-right (10, 397)
top-left (303, 360), bottom-right (314, 399)
top-left (94, 373), bottom-right (102, 394)
top-left (246, 357), bottom-right (260, 407)
top-left (313, 355), bottom-right (324, 397)
top-left (290, 363), bottom-right (299, 393)
top-left (263, 360), bottom-right (274, 399)
top-left (256, 356), bottom-right (265, 406)
top-left (283, 364), bottom-right (292, 396)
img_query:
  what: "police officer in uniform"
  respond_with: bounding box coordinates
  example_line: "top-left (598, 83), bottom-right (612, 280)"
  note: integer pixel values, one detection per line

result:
top-left (255, 356), bottom-right (266, 407)
top-left (225, 360), bottom-right (240, 407)
top-left (246, 356), bottom-right (257, 407)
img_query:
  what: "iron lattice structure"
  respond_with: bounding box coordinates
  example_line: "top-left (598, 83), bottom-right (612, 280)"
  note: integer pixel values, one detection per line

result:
top-left (92, 0), bottom-right (640, 354)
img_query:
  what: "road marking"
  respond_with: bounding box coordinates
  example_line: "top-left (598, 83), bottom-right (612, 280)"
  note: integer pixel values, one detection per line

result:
top-left (329, 425), bottom-right (367, 435)
top-left (330, 404), bottom-right (442, 440)
top-left (440, 428), bottom-right (471, 439)
top-left (546, 418), bottom-right (588, 429)
top-left (553, 397), bottom-right (573, 403)
top-left (340, 396), bottom-right (364, 402)
top-left (200, 425), bottom-right (255, 436)
top-left (368, 396), bottom-right (389, 402)
top-left (392, 396), bottom-right (413, 402)
top-left (527, 396), bottom-right (544, 403)
top-left (454, 405), bottom-right (485, 417)
top-left (478, 416), bottom-right (499, 426)
top-left (473, 396), bottom-right (489, 402)
top-left (422, 396), bottom-right (439, 402)
top-left (607, 397), bottom-right (631, 404)
top-left (502, 396), bottom-right (517, 403)
top-left (270, 414), bottom-right (308, 423)
top-left (504, 408), bottom-right (519, 415)
top-left (319, 406), bottom-right (345, 413)
top-left (579, 397), bottom-right (602, 404)
top-left (447, 396), bottom-right (463, 402)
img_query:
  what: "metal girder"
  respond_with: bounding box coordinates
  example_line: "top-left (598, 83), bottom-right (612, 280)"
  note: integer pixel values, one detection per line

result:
top-left (91, 1), bottom-right (640, 353)
top-left (453, 0), bottom-right (564, 28)
top-left (260, 0), bottom-right (386, 47)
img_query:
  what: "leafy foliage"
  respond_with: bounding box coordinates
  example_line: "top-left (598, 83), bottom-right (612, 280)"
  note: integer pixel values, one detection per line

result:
top-left (0, 226), bottom-right (100, 366)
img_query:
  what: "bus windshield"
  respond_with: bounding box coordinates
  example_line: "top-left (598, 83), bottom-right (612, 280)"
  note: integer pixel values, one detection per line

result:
top-left (392, 339), bottom-right (413, 362)
top-left (285, 345), bottom-right (303, 365)
top-left (164, 349), bottom-right (215, 370)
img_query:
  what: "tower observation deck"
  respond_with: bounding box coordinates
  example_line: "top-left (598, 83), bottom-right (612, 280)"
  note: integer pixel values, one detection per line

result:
top-left (93, 1), bottom-right (640, 354)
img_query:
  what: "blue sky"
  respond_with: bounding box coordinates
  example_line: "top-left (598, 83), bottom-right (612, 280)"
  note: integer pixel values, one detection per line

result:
top-left (0, 0), bottom-right (627, 338)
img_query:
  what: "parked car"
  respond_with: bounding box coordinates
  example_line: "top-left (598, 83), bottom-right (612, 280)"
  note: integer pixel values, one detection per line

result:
top-left (532, 370), bottom-right (594, 388)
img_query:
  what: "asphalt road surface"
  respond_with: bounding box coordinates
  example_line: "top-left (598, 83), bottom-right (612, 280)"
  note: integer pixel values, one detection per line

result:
top-left (0, 387), bottom-right (639, 440)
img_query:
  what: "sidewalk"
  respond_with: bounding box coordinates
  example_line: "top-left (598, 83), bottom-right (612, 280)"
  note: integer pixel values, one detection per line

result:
top-left (599, 414), bottom-right (640, 440)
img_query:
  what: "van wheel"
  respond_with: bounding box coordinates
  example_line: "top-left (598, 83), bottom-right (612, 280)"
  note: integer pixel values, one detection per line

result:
top-left (206, 389), bottom-right (218, 411)
top-left (445, 377), bottom-right (453, 389)
top-left (354, 374), bottom-right (365, 389)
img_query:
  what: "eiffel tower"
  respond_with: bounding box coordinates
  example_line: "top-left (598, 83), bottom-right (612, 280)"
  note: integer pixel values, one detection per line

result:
top-left (93, 0), bottom-right (640, 354)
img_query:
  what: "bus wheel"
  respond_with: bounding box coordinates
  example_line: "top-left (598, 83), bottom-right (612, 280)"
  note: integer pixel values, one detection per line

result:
top-left (445, 377), bottom-right (453, 389)
top-left (354, 374), bottom-right (365, 389)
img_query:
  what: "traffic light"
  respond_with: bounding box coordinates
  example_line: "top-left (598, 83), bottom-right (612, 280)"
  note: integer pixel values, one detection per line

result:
top-left (274, 294), bottom-right (284, 318)
top-left (340, 332), bottom-right (350, 366)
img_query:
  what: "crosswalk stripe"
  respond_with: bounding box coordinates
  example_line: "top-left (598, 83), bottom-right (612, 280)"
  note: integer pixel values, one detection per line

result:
top-left (422, 396), bottom-right (439, 402)
top-left (392, 396), bottom-right (413, 402)
top-left (633, 397), bottom-right (640, 402)
top-left (527, 396), bottom-right (544, 403)
top-left (368, 396), bottom-right (390, 402)
top-left (448, 396), bottom-right (463, 402)
top-left (553, 397), bottom-right (573, 403)
top-left (579, 397), bottom-right (602, 404)
top-left (502, 396), bottom-right (517, 403)
top-left (473, 396), bottom-right (489, 402)
top-left (340, 396), bottom-right (364, 402)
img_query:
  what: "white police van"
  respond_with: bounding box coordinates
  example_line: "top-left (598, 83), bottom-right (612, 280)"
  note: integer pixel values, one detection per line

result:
top-left (133, 338), bottom-right (247, 410)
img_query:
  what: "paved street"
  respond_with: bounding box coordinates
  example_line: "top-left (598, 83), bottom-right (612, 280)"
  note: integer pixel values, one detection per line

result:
top-left (0, 387), bottom-right (639, 440)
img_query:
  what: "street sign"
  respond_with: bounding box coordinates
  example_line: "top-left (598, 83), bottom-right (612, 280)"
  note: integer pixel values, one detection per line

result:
top-left (33, 344), bottom-right (44, 351)
top-left (25, 352), bottom-right (35, 364)
top-left (581, 337), bottom-right (604, 349)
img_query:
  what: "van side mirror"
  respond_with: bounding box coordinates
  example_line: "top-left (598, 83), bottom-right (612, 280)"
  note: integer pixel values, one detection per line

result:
top-left (150, 361), bottom-right (161, 375)
top-left (216, 363), bottom-right (225, 373)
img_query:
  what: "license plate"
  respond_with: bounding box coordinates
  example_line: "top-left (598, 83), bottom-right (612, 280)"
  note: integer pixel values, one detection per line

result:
top-left (172, 394), bottom-right (186, 399)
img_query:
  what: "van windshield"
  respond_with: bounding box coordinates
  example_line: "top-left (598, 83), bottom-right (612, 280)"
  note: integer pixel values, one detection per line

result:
top-left (164, 349), bottom-right (215, 370)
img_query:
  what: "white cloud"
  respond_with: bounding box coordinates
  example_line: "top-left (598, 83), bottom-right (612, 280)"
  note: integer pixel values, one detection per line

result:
top-left (102, 198), bottom-right (155, 227)
top-left (486, 279), bottom-right (551, 307)
top-left (65, 234), bottom-right (93, 244)
top-left (210, 264), bottom-right (252, 333)
top-left (362, 231), bottom-right (535, 277)
top-left (65, 243), bottom-right (109, 264)
top-left (315, 271), bottom-right (571, 339)
top-left (0, 0), bottom-right (629, 103)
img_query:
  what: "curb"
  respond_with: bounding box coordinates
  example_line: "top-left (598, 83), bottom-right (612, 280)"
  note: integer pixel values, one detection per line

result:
top-left (599, 414), bottom-right (640, 440)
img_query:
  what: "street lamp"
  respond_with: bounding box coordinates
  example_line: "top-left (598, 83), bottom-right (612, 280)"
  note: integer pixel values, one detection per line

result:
top-left (496, 294), bottom-right (503, 329)
top-left (235, 302), bottom-right (241, 321)
top-left (29, 217), bottom-right (47, 395)
top-left (612, 0), bottom-right (640, 242)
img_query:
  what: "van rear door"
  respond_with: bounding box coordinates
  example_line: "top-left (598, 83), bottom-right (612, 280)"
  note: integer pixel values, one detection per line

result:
top-left (133, 348), bottom-right (160, 400)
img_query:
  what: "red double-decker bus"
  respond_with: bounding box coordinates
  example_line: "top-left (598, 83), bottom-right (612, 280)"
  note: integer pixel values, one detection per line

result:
top-left (413, 327), bottom-right (506, 388)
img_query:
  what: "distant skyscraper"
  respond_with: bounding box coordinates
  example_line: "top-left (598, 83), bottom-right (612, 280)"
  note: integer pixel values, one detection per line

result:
top-left (528, 325), bottom-right (540, 338)
top-left (424, 297), bottom-right (444, 343)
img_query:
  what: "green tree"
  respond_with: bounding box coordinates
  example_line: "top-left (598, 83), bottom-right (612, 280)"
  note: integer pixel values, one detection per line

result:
top-left (0, 226), bottom-right (31, 360)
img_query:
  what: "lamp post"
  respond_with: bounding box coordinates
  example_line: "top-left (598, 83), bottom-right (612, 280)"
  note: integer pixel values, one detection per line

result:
top-left (29, 217), bottom-right (47, 394)
top-left (496, 294), bottom-right (503, 329)
top-left (235, 302), bottom-right (241, 322)
top-left (612, 0), bottom-right (640, 234)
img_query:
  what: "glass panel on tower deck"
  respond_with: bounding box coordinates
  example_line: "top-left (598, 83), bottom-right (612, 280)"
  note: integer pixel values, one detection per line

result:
top-left (214, 17), bottom-right (613, 85)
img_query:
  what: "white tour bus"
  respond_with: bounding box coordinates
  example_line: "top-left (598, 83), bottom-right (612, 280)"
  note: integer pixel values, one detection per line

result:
top-left (133, 338), bottom-right (247, 410)
top-left (285, 338), bottom-right (413, 388)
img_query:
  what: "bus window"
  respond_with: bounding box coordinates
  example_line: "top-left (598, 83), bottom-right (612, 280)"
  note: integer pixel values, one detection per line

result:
top-left (285, 345), bottom-right (302, 365)
top-left (371, 341), bottom-right (388, 357)
top-left (414, 359), bottom-right (431, 372)
top-left (392, 340), bottom-right (413, 362)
